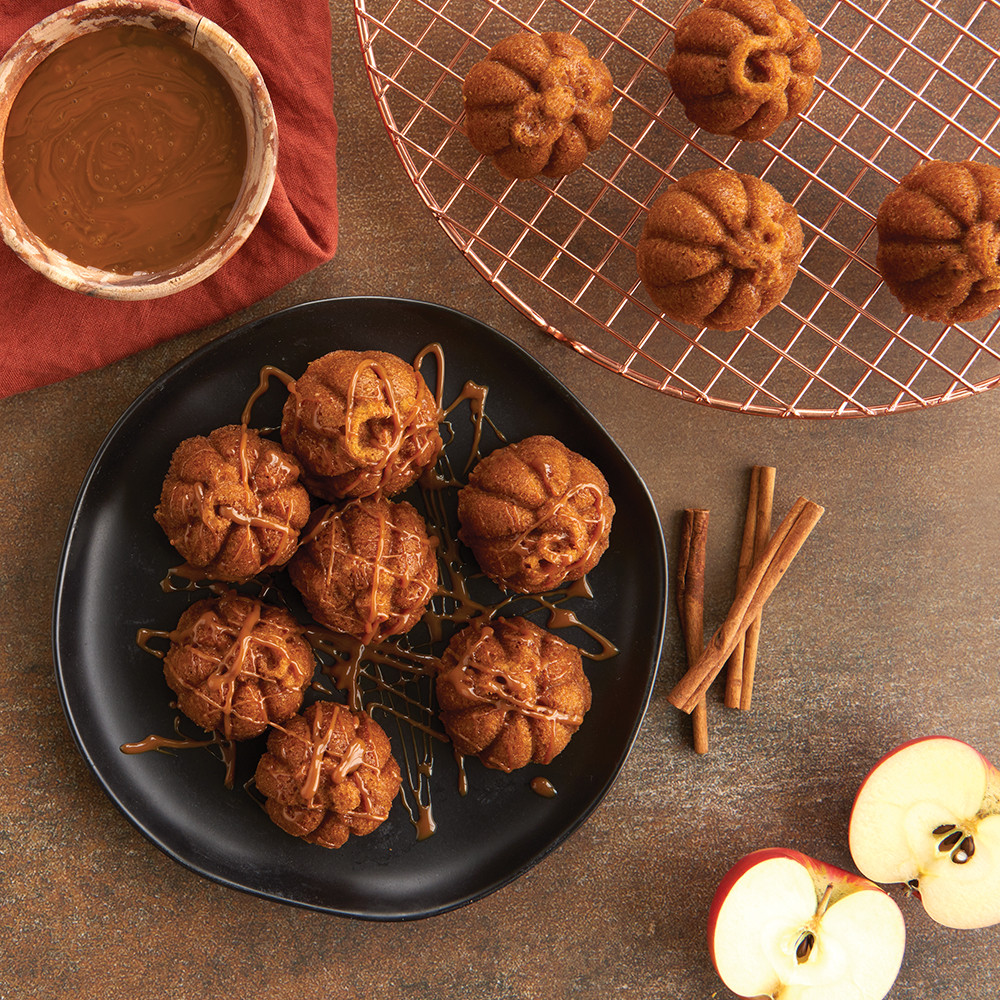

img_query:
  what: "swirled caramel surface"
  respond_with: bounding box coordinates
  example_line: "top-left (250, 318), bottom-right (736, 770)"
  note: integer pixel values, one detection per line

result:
top-left (3, 25), bottom-right (247, 274)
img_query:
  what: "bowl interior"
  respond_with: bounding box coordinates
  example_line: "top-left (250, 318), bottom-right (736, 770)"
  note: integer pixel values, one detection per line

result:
top-left (0, 0), bottom-right (277, 299)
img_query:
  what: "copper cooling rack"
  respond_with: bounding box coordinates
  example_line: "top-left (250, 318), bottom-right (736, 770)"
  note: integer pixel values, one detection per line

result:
top-left (354, 0), bottom-right (1000, 417)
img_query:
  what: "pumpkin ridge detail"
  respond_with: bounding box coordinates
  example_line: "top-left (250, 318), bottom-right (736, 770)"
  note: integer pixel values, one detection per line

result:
top-left (463, 31), bottom-right (614, 179)
top-left (876, 159), bottom-right (1000, 323)
top-left (637, 168), bottom-right (803, 330)
top-left (666, 0), bottom-right (821, 141)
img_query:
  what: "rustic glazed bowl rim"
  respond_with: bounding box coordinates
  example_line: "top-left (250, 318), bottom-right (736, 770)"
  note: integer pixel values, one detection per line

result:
top-left (0, 0), bottom-right (278, 300)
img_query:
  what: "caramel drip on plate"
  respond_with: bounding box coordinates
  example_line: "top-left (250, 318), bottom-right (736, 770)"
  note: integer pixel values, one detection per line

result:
top-left (241, 366), bottom-right (295, 428)
top-left (414, 343), bottom-right (445, 412)
top-left (453, 748), bottom-right (469, 797)
top-left (136, 627), bottom-right (171, 658)
top-left (530, 776), bottom-right (557, 798)
top-left (121, 732), bottom-right (217, 753)
top-left (444, 380), bottom-right (492, 474)
top-left (121, 721), bottom-right (237, 788)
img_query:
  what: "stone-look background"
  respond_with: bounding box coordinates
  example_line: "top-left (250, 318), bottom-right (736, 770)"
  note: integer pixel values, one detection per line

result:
top-left (1, 3), bottom-right (998, 998)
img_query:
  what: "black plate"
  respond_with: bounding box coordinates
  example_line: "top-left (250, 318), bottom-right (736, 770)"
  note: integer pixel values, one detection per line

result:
top-left (52, 297), bottom-right (666, 919)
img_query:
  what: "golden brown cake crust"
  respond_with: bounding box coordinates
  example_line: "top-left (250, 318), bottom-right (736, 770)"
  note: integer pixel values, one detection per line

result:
top-left (162, 592), bottom-right (314, 741)
top-left (435, 617), bottom-right (592, 772)
top-left (463, 31), bottom-right (614, 179)
top-left (876, 159), bottom-right (1000, 324)
top-left (666, 0), bottom-right (821, 141)
top-left (154, 424), bottom-right (311, 583)
top-left (636, 167), bottom-right (803, 330)
top-left (254, 701), bottom-right (402, 849)
top-left (280, 350), bottom-right (443, 502)
top-left (457, 434), bottom-right (614, 594)
top-left (288, 496), bottom-right (438, 643)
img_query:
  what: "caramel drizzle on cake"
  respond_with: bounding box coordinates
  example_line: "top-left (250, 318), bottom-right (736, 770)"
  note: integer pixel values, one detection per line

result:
top-left (504, 480), bottom-right (609, 572)
top-left (438, 625), bottom-right (585, 728)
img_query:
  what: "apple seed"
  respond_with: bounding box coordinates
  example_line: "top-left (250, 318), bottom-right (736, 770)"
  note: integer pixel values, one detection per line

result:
top-left (932, 823), bottom-right (956, 835)
top-left (795, 932), bottom-right (815, 963)
top-left (951, 836), bottom-right (975, 865)
top-left (938, 829), bottom-right (964, 852)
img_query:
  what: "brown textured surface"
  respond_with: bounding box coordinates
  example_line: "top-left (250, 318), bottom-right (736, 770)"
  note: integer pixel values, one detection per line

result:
top-left (1, 3), bottom-right (999, 999)
top-left (457, 434), bottom-right (614, 593)
top-left (666, 0), bottom-right (821, 141)
top-left (637, 167), bottom-right (804, 330)
top-left (436, 616), bottom-right (592, 771)
top-left (463, 31), bottom-right (614, 179)
top-left (876, 159), bottom-right (1000, 323)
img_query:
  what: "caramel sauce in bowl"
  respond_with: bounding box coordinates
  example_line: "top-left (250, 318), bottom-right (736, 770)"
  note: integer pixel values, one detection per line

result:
top-left (0, 0), bottom-right (277, 299)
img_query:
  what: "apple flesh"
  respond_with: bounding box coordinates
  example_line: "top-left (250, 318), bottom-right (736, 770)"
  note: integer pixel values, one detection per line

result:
top-left (848, 735), bottom-right (1000, 930)
top-left (707, 848), bottom-right (905, 1000)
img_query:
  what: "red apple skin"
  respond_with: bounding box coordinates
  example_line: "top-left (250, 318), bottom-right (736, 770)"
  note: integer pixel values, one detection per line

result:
top-left (706, 847), bottom-right (884, 987)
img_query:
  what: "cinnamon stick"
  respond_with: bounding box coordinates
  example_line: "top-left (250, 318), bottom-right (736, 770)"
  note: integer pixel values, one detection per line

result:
top-left (668, 496), bottom-right (824, 714)
top-left (741, 466), bottom-right (775, 710)
top-left (724, 467), bottom-right (759, 708)
top-left (677, 508), bottom-right (709, 754)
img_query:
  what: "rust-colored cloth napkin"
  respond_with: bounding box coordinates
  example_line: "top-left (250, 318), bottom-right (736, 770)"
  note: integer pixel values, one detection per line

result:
top-left (0, 0), bottom-right (338, 398)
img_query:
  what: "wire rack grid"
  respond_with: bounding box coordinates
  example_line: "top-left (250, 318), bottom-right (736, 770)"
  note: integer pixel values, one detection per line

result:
top-left (354, 0), bottom-right (1000, 417)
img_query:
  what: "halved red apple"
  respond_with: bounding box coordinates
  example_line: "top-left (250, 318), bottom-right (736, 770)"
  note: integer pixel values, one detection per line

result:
top-left (848, 735), bottom-right (1000, 930)
top-left (708, 848), bottom-right (905, 1000)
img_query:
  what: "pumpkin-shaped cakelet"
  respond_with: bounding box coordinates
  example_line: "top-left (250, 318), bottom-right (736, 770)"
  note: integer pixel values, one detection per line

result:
top-left (876, 159), bottom-right (1000, 324)
top-left (162, 592), bottom-right (314, 742)
top-left (280, 350), bottom-right (443, 502)
top-left (435, 617), bottom-right (592, 772)
top-left (254, 701), bottom-right (402, 848)
top-left (462, 31), bottom-right (614, 180)
top-left (457, 435), bottom-right (614, 594)
top-left (288, 496), bottom-right (438, 644)
top-left (666, 0), bottom-right (821, 141)
top-left (154, 424), bottom-right (311, 582)
top-left (636, 168), bottom-right (804, 330)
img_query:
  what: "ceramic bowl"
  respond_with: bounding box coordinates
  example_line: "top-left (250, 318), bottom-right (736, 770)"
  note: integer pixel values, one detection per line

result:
top-left (0, 0), bottom-right (277, 299)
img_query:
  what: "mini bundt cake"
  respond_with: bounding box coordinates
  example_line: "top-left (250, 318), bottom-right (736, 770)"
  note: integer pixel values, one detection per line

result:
top-left (457, 435), bottom-right (614, 594)
top-left (254, 701), bottom-right (402, 848)
top-left (876, 159), bottom-right (1000, 323)
top-left (636, 167), bottom-right (803, 330)
top-left (462, 31), bottom-right (614, 180)
top-left (162, 592), bottom-right (314, 741)
top-left (280, 350), bottom-right (443, 502)
top-left (666, 0), bottom-right (821, 141)
top-left (288, 496), bottom-right (438, 643)
top-left (154, 424), bottom-right (311, 582)
top-left (436, 616), bottom-right (591, 772)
